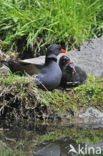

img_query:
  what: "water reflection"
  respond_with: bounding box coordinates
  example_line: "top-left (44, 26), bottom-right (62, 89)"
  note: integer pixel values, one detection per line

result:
top-left (34, 140), bottom-right (103, 156)
top-left (0, 120), bottom-right (103, 156)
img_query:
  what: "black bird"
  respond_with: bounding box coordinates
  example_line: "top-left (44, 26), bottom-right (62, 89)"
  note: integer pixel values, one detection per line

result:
top-left (59, 55), bottom-right (87, 88)
top-left (1, 44), bottom-right (67, 90)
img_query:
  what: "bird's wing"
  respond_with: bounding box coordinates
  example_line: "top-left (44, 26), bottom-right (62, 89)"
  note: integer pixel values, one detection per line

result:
top-left (0, 60), bottom-right (40, 75)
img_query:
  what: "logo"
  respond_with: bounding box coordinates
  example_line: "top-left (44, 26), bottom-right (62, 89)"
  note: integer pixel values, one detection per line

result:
top-left (68, 144), bottom-right (101, 155)
top-left (69, 144), bottom-right (78, 154)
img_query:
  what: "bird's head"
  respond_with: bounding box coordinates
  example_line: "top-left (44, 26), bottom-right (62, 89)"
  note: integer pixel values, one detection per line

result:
top-left (59, 55), bottom-right (76, 72)
top-left (46, 44), bottom-right (67, 60)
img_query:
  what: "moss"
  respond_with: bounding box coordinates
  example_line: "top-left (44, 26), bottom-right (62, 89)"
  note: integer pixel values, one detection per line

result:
top-left (0, 72), bottom-right (103, 121)
top-left (0, 73), bottom-right (48, 120)
top-left (42, 75), bottom-right (103, 113)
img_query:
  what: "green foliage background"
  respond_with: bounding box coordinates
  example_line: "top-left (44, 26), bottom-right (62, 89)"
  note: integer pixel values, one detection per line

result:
top-left (0, 0), bottom-right (103, 55)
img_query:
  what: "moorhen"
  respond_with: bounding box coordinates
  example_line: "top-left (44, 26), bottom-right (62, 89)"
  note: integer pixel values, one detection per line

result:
top-left (1, 44), bottom-right (67, 90)
top-left (59, 55), bottom-right (87, 87)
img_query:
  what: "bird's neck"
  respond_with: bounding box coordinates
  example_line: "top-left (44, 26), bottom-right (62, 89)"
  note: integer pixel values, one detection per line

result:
top-left (45, 58), bottom-right (57, 64)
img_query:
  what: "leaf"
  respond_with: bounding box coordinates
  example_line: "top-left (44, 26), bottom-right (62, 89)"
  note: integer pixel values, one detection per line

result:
top-left (1, 25), bottom-right (13, 30)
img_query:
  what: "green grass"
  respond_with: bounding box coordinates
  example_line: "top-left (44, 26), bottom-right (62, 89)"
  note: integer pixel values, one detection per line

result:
top-left (0, 146), bottom-right (25, 156)
top-left (0, 146), bottom-right (14, 156)
top-left (0, 0), bottom-right (103, 55)
top-left (0, 73), bottom-right (103, 116)
top-left (44, 75), bottom-right (103, 113)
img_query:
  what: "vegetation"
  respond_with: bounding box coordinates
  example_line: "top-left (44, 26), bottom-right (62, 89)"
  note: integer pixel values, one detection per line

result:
top-left (0, 70), bottom-right (103, 120)
top-left (41, 126), bottom-right (103, 143)
top-left (0, 0), bottom-right (103, 55)
top-left (43, 75), bottom-right (103, 111)
top-left (0, 124), bottom-right (103, 156)
top-left (0, 144), bottom-right (25, 156)
top-left (0, 72), bottom-right (48, 120)
top-left (0, 146), bottom-right (14, 156)
top-left (0, 1), bottom-right (103, 155)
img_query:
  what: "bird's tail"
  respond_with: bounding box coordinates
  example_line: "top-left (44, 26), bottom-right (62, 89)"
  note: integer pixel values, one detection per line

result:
top-left (0, 60), bottom-right (26, 75)
top-left (0, 60), bottom-right (39, 75)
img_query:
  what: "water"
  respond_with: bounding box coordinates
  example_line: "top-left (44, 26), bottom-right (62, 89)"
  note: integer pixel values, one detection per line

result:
top-left (0, 120), bottom-right (103, 156)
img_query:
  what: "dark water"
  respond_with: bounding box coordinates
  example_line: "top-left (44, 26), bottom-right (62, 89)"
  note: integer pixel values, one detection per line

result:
top-left (0, 120), bottom-right (103, 156)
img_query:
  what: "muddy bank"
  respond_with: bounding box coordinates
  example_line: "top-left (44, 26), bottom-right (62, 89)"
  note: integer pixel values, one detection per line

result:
top-left (0, 70), bottom-right (103, 123)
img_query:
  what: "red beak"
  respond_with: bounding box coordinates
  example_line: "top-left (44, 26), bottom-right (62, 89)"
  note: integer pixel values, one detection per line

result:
top-left (73, 68), bottom-right (76, 72)
top-left (61, 49), bottom-right (67, 53)
top-left (68, 60), bottom-right (73, 64)
top-left (68, 60), bottom-right (76, 72)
